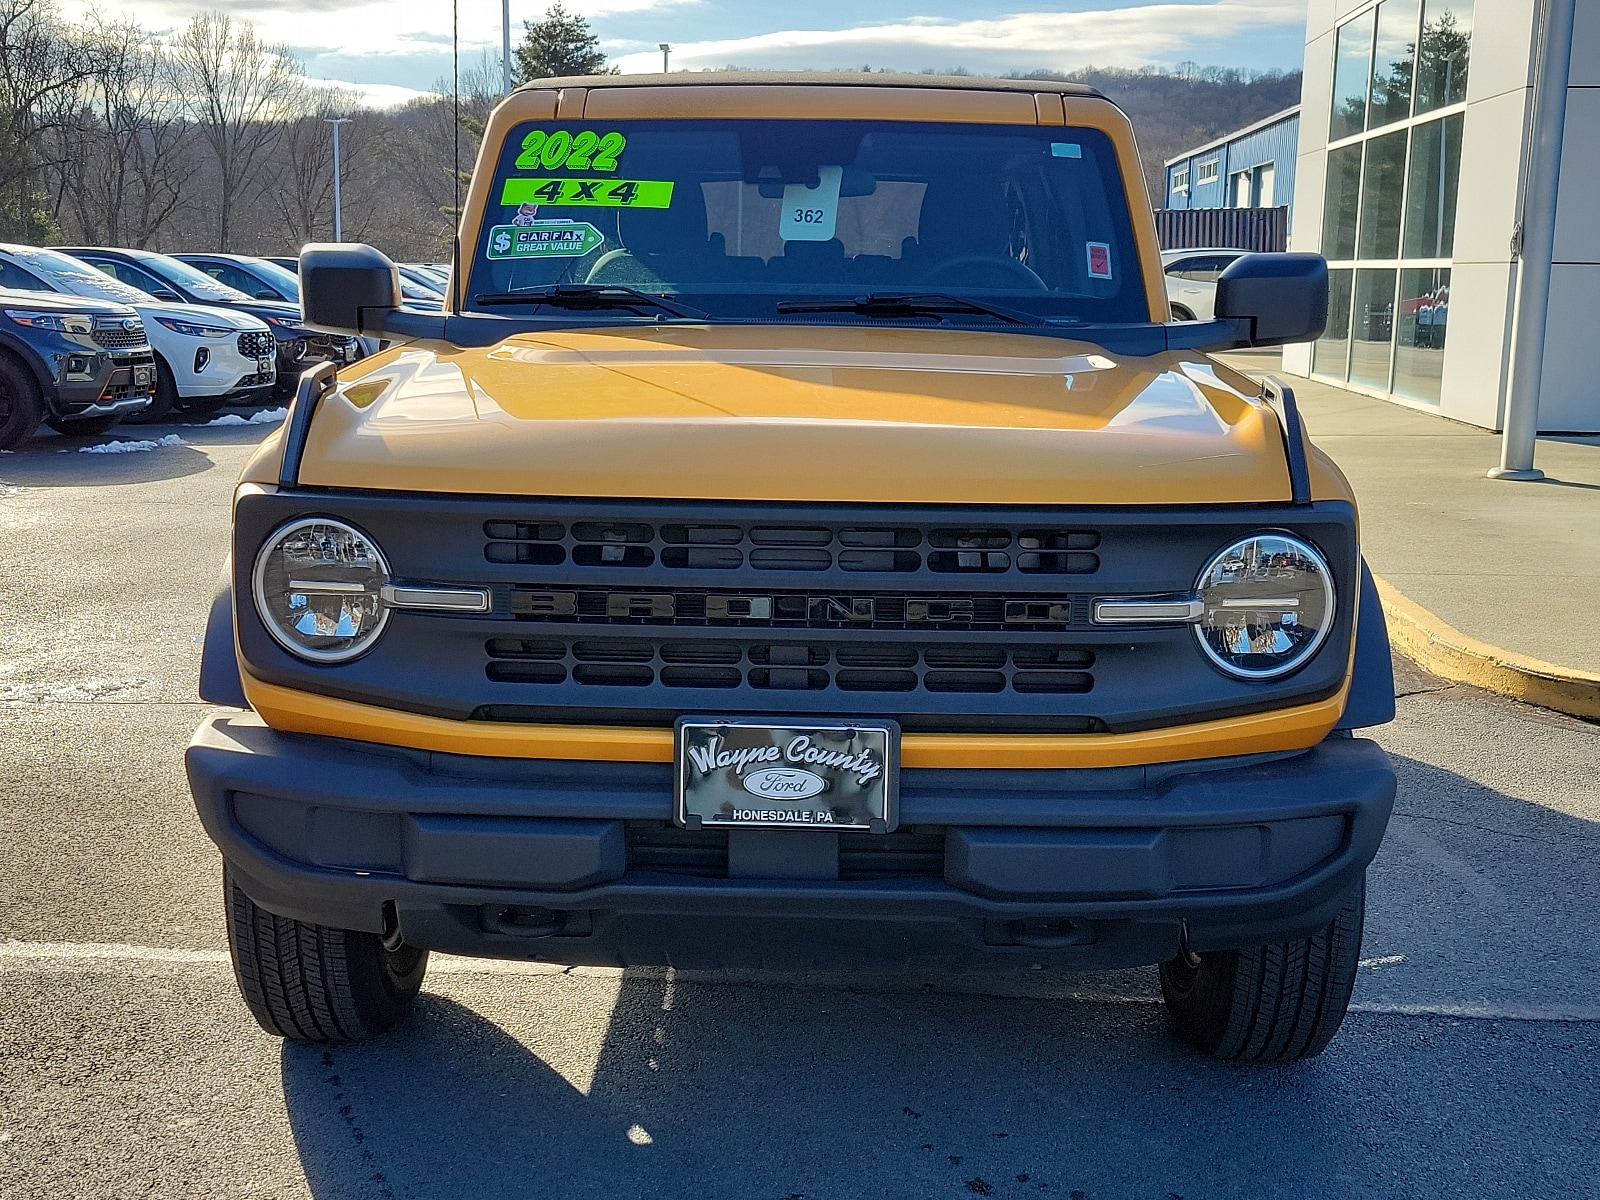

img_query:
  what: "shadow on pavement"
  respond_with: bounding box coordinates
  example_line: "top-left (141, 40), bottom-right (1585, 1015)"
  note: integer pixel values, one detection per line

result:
top-left (0, 439), bottom-right (215, 487)
top-left (277, 749), bottom-right (1600, 1199)
top-left (280, 963), bottom-right (1598, 1200)
top-left (0, 419), bottom-right (281, 487)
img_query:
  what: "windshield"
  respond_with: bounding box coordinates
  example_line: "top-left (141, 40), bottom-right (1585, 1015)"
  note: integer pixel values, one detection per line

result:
top-left (142, 253), bottom-right (254, 302)
top-left (12, 247), bottom-right (155, 305)
top-left (466, 118), bottom-right (1147, 324)
top-left (244, 257), bottom-right (301, 301)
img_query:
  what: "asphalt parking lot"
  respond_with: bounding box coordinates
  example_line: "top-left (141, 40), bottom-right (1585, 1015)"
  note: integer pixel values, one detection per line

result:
top-left (2, 415), bottom-right (1598, 1200)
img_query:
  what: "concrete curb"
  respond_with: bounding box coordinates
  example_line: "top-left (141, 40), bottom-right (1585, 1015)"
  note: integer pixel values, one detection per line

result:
top-left (1374, 574), bottom-right (1600, 720)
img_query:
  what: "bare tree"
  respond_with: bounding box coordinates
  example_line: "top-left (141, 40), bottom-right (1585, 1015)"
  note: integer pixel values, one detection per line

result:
top-left (0, 0), bottom-right (96, 239)
top-left (49, 16), bottom-right (195, 247)
top-left (167, 11), bottom-right (304, 250)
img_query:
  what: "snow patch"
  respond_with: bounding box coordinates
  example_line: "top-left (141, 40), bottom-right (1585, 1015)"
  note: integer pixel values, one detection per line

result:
top-left (205, 407), bottom-right (288, 427)
top-left (78, 434), bottom-right (188, 454)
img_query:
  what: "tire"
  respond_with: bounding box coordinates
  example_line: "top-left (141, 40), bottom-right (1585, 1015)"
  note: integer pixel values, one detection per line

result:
top-left (1159, 877), bottom-right (1364, 1062)
top-left (45, 413), bottom-right (122, 437)
top-left (125, 357), bottom-right (177, 424)
top-left (0, 351), bottom-right (43, 450)
top-left (1170, 303), bottom-right (1196, 321)
top-left (224, 867), bottom-right (428, 1041)
top-left (176, 393), bottom-right (229, 416)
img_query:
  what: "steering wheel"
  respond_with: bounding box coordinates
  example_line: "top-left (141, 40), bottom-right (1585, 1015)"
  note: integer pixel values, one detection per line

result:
top-left (917, 255), bottom-right (1048, 291)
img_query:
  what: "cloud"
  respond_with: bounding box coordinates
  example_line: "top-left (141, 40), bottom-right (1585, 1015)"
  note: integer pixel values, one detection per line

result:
top-left (309, 77), bottom-right (438, 108)
top-left (613, 1), bottom-right (1304, 74)
top-left (60, 0), bottom-right (694, 60)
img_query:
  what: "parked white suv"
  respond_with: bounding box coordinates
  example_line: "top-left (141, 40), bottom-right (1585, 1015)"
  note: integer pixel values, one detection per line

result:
top-left (1162, 248), bottom-right (1250, 321)
top-left (0, 245), bottom-right (276, 423)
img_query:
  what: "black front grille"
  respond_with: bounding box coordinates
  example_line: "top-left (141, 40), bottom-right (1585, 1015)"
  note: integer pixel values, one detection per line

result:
top-left (486, 636), bottom-right (1093, 696)
top-left (233, 491), bottom-right (1360, 734)
top-left (626, 820), bottom-right (945, 879)
top-left (91, 322), bottom-right (146, 349)
top-left (237, 330), bottom-right (275, 358)
top-left (486, 519), bottom-right (1100, 576)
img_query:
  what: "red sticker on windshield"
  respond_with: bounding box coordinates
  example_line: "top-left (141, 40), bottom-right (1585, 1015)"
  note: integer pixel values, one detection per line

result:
top-left (1086, 242), bottom-right (1112, 279)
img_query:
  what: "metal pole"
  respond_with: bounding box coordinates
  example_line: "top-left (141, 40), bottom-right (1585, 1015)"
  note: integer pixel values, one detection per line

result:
top-left (660, 43), bottom-right (670, 73)
top-left (1491, 0), bottom-right (1576, 481)
top-left (502, 0), bottom-right (513, 93)
top-left (326, 117), bottom-right (350, 242)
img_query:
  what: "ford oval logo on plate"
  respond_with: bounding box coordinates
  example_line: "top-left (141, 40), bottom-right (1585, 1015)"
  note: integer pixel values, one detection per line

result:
top-left (742, 767), bottom-right (827, 800)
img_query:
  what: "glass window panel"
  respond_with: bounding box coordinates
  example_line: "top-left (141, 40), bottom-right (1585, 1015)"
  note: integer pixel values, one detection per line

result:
top-left (1357, 130), bottom-right (1408, 258)
top-left (1416, 0), bottom-right (1472, 112)
top-left (1322, 144), bottom-right (1363, 260)
top-left (1349, 268), bottom-right (1398, 389)
top-left (1394, 267), bottom-right (1450, 402)
top-left (1402, 113), bottom-right (1463, 258)
top-left (1331, 12), bottom-right (1376, 140)
top-left (1370, 0), bottom-right (1422, 127)
top-left (1314, 269), bottom-right (1354, 380)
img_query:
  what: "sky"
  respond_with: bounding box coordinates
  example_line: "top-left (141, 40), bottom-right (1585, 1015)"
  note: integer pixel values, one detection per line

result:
top-left (63, 0), bottom-right (1310, 108)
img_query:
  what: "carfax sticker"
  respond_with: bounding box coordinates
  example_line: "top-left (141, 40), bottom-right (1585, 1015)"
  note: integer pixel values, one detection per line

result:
top-left (500, 177), bottom-right (674, 208)
top-left (1086, 241), bottom-right (1113, 279)
top-left (487, 220), bottom-right (605, 259)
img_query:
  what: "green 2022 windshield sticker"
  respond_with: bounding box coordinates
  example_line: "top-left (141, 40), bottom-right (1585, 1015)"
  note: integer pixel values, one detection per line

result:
top-left (500, 177), bottom-right (674, 209)
top-left (487, 220), bottom-right (606, 260)
top-left (514, 129), bottom-right (627, 172)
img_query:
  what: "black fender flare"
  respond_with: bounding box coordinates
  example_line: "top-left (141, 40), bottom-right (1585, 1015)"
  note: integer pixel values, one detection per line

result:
top-left (1334, 561), bottom-right (1396, 730)
top-left (199, 557), bottom-right (249, 709)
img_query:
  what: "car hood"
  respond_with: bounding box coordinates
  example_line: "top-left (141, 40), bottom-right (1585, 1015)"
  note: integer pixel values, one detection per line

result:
top-left (0, 287), bottom-right (137, 318)
top-left (284, 324), bottom-right (1302, 506)
top-left (138, 301), bottom-right (268, 332)
top-left (233, 299), bottom-right (305, 327)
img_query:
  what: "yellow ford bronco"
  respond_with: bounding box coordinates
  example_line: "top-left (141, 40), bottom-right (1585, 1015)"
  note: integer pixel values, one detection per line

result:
top-left (187, 74), bottom-right (1397, 1061)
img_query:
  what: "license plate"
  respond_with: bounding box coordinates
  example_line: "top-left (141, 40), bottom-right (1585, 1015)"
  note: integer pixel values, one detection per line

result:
top-left (676, 718), bottom-right (898, 832)
top-left (257, 356), bottom-right (275, 374)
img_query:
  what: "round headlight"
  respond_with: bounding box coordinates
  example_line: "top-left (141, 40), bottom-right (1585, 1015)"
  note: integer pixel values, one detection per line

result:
top-left (252, 518), bottom-right (390, 662)
top-left (1194, 534), bottom-right (1335, 680)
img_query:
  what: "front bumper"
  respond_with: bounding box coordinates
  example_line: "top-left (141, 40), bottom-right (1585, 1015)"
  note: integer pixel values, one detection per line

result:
top-left (187, 716), bottom-right (1395, 972)
top-left (49, 349), bottom-right (156, 419)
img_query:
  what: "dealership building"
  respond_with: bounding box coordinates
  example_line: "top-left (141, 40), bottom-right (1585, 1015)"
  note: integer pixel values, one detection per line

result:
top-left (1278, 0), bottom-right (1598, 433)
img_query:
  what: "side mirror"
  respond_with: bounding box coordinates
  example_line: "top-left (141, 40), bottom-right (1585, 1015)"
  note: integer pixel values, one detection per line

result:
top-left (299, 242), bottom-right (401, 336)
top-left (1214, 253), bottom-right (1328, 346)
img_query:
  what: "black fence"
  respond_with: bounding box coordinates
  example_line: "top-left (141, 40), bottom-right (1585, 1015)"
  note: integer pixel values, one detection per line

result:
top-left (1154, 206), bottom-right (1289, 253)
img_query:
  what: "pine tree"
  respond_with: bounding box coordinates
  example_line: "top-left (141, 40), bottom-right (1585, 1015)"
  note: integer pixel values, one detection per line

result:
top-left (512, 3), bottom-right (615, 83)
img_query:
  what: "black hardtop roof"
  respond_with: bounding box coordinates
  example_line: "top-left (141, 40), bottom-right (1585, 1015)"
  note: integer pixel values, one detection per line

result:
top-left (515, 71), bottom-right (1106, 100)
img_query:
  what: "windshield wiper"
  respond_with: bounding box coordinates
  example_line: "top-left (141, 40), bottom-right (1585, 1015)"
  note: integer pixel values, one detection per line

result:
top-left (775, 292), bottom-right (1050, 327)
top-left (474, 284), bottom-right (708, 321)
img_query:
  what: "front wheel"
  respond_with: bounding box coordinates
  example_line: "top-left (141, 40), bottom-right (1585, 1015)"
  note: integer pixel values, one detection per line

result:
top-left (224, 868), bottom-right (428, 1041)
top-left (176, 393), bottom-right (229, 416)
top-left (1160, 877), bottom-right (1364, 1062)
top-left (125, 358), bottom-right (178, 424)
top-left (0, 351), bottom-right (43, 450)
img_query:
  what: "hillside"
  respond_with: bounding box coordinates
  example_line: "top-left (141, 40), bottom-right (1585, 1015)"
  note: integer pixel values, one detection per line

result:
top-left (1017, 67), bottom-right (1304, 205)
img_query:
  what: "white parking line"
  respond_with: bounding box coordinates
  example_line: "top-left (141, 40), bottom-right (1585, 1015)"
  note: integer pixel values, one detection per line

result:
top-left (3, 940), bottom-right (1598, 1022)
